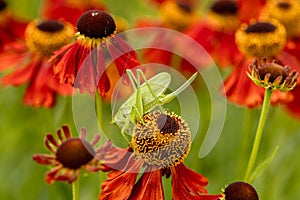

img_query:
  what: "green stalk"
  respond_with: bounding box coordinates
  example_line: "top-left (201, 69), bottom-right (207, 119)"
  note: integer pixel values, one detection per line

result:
top-left (244, 88), bottom-right (272, 182)
top-left (72, 177), bottom-right (80, 200)
top-left (95, 90), bottom-right (103, 128)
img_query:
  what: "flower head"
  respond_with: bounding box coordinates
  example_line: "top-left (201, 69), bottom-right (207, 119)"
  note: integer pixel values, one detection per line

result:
top-left (222, 182), bottom-right (259, 200)
top-left (50, 10), bottom-right (140, 96)
top-left (25, 19), bottom-right (74, 57)
top-left (33, 125), bottom-right (103, 184)
top-left (99, 110), bottom-right (222, 200)
top-left (247, 58), bottom-right (298, 91)
top-left (132, 111), bottom-right (191, 168)
top-left (183, 0), bottom-right (265, 68)
top-left (159, 0), bottom-right (198, 31)
top-left (206, 0), bottom-right (240, 32)
top-left (235, 18), bottom-right (287, 58)
top-left (262, 0), bottom-right (300, 38)
top-left (0, 19), bottom-right (74, 107)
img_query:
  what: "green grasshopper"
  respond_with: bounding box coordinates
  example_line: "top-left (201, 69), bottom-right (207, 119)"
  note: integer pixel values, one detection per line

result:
top-left (112, 69), bottom-right (198, 142)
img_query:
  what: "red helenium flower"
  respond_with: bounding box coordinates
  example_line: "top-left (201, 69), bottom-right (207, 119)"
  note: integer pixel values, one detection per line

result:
top-left (223, 18), bottom-right (299, 107)
top-left (99, 111), bottom-right (222, 200)
top-left (50, 10), bottom-right (140, 96)
top-left (184, 0), bottom-right (265, 69)
top-left (0, 19), bottom-right (74, 107)
top-left (137, 0), bottom-right (199, 76)
top-left (33, 125), bottom-right (113, 184)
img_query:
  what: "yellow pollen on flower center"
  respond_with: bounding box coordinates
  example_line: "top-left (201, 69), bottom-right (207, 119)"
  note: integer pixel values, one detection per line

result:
top-left (159, 0), bottom-right (198, 31)
top-left (262, 0), bottom-right (300, 38)
top-left (25, 19), bottom-right (75, 57)
top-left (235, 19), bottom-right (287, 58)
top-left (132, 111), bottom-right (191, 168)
top-left (207, 0), bottom-right (239, 32)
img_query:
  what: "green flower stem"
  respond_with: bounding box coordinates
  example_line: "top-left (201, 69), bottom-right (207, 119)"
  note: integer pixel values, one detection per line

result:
top-left (244, 88), bottom-right (273, 182)
top-left (72, 177), bottom-right (80, 200)
top-left (95, 90), bottom-right (103, 128)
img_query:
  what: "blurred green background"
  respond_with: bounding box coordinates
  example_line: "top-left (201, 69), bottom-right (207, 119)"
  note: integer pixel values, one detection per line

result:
top-left (1, 0), bottom-right (300, 199)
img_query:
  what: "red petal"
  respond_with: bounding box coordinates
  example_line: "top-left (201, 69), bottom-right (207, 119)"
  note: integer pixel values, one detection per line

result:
top-left (171, 164), bottom-right (208, 199)
top-left (0, 42), bottom-right (28, 71)
top-left (171, 164), bottom-right (223, 200)
top-left (99, 155), bottom-right (143, 200)
top-left (51, 43), bottom-right (80, 85)
top-left (23, 82), bottom-right (55, 107)
top-left (33, 154), bottom-right (56, 165)
top-left (97, 70), bottom-right (111, 96)
top-left (74, 46), bottom-right (98, 93)
top-left (238, 0), bottom-right (265, 23)
top-left (107, 36), bottom-right (141, 77)
top-left (46, 166), bottom-right (79, 184)
top-left (100, 145), bottom-right (132, 172)
top-left (2, 54), bottom-right (41, 86)
top-left (45, 133), bottom-right (58, 153)
top-left (22, 62), bottom-right (57, 107)
top-left (45, 166), bottom-right (62, 184)
top-left (285, 85), bottom-right (300, 119)
top-left (223, 56), bottom-right (265, 108)
top-left (128, 168), bottom-right (164, 200)
top-left (60, 125), bottom-right (71, 139)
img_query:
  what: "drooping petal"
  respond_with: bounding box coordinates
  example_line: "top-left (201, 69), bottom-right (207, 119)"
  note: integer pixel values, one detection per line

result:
top-left (51, 43), bottom-right (79, 84)
top-left (2, 54), bottom-right (41, 86)
top-left (45, 166), bottom-right (62, 184)
top-left (0, 42), bottom-right (29, 71)
top-left (23, 81), bottom-right (55, 107)
top-left (22, 61), bottom-right (56, 107)
top-left (74, 46), bottom-right (98, 93)
top-left (99, 155), bottom-right (143, 200)
top-left (99, 143), bottom-right (132, 172)
top-left (238, 0), bottom-right (265, 23)
top-left (285, 85), bottom-right (300, 119)
top-left (46, 167), bottom-right (80, 184)
top-left (128, 167), bottom-right (164, 200)
top-left (223, 56), bottom-right (265, 108)
top-left (107, 36), bottom-right (141, 77)
top-left (171, 164), bottom-right (208, 198)
top-left (33, 154), bottom-right (56, 165)
top-left (171, 164), bottom-right (222, 200)
top-left (45, 133), bottom-right (58, 153)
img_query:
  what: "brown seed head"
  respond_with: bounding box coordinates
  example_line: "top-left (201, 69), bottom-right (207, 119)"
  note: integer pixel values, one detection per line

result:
top-left (224, 182), bottom-right (259, 200)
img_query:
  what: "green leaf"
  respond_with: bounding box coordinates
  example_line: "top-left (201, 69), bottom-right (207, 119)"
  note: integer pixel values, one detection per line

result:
top-left (249, 145), bottom-right (279, 183)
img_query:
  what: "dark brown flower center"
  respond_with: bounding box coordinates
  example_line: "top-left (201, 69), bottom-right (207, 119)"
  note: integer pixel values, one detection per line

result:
top-left (259, 62), bottom-right (288, 83)
top-left (211, 0), bottom-right (238, 15)
top-left (157, 113), bottom-right (179, 134)
top-left (245, 22), bottom-right (276, 33)
top-left (224, 182), bottom-right (259, 200)
top-left (0, 0), bottom-right (6, 11)
top-left (278, 2), bottom-right (291, 9)
top-left (132, 111), bottom-right (191, 168)
top-left (37, 20), bottom-right (64, 33)
top-left (56, 138), bottom-right (95, 169)
top-left (76, 10), bottom-right (116, 39)
top-left (177, 1), bottom-right (192, 13)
